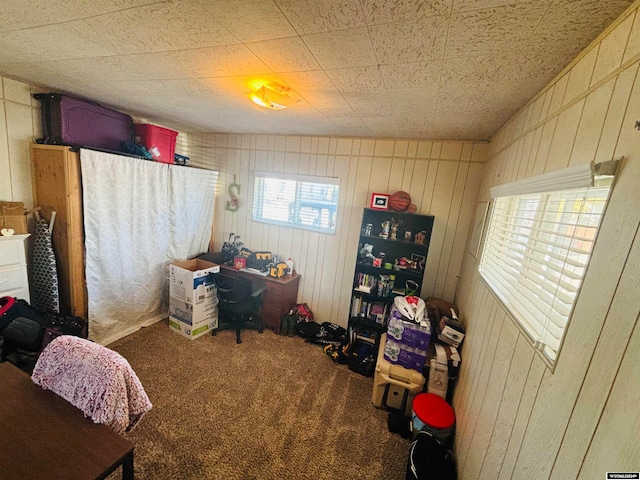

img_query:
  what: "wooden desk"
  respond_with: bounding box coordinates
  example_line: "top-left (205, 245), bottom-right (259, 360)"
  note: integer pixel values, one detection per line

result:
top-left (0, 362), bottom-right (134, 480)
top-left (219, 264), bottom-right (301, 333)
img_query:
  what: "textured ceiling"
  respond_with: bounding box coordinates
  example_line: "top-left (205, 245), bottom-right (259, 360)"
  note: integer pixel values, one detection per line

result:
top-left (0, 0), bottom-right (633, 140)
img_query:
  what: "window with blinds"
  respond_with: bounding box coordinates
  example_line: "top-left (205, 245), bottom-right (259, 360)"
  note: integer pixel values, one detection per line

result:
top-left (478, 162), bottom-right (616, 366)
top-left (252, 171), bottom-right (339, 234)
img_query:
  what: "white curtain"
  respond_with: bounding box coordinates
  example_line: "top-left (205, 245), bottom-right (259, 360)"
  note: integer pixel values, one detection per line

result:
top-left (81, 149), bottom-right (218, 345)
top-left (167, 166), bottom-right (217, 260)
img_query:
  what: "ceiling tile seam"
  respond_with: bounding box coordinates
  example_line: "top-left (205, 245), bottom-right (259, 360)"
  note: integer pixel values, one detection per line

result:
top-left (265, 74), bottom-right (353, 127)
top-left (434, 0), bottom-right (457, 123)
top-left (357, 8), bottom-right (397, 123)
top-left (451, 0), bottom-right (550, 16)
top-left (0, 0), bottom-right (167, 34)
top-left (357, 0), bottom-right (369, 28)
top-left (490, 0), bottom-right (640, 145)
top-left (291, 18), bottom-right (447, 67)
top-left (0, 41), bottom-right (281, 70)
top-left (288, 29), bottom-right (368, 127)
top-left (363, 12), bottom-right (382, 75)
top-left (358, 4), bottom-right (451, 29)
top-left (371, 5), bottom-right (394, 96)
top-left (489, 52), bottom-right (640, 158)
top-left (520, 0), bottom-right (561, 50)
top-left (371, 16), bottom-right (453, 67)
top-left (269, 0), bottom-right (303, 36)
top-left (271, 5), bottom-right (374, 37)
top-left (242, 38), bottom-right (318, 80)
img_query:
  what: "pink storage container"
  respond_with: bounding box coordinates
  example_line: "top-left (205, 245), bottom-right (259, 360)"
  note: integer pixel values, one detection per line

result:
top-left (134, 124), bottom-right (178, 164)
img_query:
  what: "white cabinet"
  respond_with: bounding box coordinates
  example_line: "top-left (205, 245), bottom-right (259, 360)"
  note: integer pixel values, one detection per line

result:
top-left (0, 234), bottom-right (30, 302)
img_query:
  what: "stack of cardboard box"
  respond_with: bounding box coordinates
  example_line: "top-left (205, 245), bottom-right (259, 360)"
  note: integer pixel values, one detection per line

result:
top-left (168, 259), bottom-right (220, 340)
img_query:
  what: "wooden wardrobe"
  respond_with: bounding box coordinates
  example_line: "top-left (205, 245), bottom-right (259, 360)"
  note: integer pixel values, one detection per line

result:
top-left (30, 144), bottom-right (86, 318)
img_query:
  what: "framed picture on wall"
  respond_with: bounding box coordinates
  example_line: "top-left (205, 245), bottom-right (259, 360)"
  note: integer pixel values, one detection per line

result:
top-left (370, 193), bottom-right (390, 210)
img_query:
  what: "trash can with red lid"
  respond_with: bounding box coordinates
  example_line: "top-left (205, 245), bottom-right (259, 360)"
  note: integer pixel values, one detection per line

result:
top-left (410, 393), bottom-right (455, 444)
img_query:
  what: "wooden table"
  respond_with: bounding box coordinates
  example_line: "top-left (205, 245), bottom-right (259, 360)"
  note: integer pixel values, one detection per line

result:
top-left (219, 264), bottom-right (301, 333)
top-left (0, 362), bottom-right (134, 480)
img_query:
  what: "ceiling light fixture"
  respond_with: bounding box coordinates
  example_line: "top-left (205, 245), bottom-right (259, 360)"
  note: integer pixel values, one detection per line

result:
top-left (246, 82), bottom-right (298, 110)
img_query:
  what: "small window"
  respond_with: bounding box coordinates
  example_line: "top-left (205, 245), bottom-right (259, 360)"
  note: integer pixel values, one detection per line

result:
top-left (478, 161), bottom-right (617, 366)
top-left (252, 171), bottom-right (340, 234)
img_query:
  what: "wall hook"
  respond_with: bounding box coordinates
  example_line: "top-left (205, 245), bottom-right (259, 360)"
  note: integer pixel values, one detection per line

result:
top-left (635, 120), bottom-right (640, 131)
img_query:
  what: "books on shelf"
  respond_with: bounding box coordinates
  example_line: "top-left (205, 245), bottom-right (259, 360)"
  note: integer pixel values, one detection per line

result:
top-left (354, 272), bottom-right (397, 298)
top-left (351, 296), bottom-right (389, 326)
top-left (355, 272), bottom-right (377, 294)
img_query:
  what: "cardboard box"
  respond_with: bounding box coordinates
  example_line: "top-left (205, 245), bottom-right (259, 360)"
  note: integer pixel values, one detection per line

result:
top-left (169, 314), bottom-right (218, 340)
top-left (169, 259), bottom-right (220, 340)
top-left (169, 259), bottom-right (220, 305)
top-left (169, 294), bottom-right (218, 326)
top-left (0, 202), bottom-right (28, 235)
top-left (427, 297), bottom-right (465, 348)
top-left (437, 315), bottom-right (465, 348)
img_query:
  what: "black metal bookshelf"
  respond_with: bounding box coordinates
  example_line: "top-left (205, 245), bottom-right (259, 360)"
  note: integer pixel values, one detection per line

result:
top-left (348, 208), bottom-right (435, 354)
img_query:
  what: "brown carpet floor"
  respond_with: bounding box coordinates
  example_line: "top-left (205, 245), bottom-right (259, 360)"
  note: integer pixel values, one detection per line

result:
top-left (109, 320), bottom-right (411, 479)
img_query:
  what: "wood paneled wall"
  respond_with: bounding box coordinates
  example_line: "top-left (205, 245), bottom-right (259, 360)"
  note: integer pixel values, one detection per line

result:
top-left (454, 4), bottom-right (640, 479)
top-left (0, 77), bottom-right (40, 207)
top-left (182, 134), bottom-right (487, 328)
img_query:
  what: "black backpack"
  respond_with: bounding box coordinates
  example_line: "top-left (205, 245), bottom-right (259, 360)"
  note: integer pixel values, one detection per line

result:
top-left (406, 431), bottom-right (457, 480)
top-left (295, 321), bottom-right (347, 346)
top-left (295, 321), bottom-right (322, 338)
top-left (0, 297), bottom-right (50, 351)
top-left (0, 296), bottom-right (88, 353)
top-left (320, 322), bottom-right (347, 342)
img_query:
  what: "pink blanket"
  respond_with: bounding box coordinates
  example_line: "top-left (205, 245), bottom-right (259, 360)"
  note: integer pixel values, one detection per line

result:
top-left (31, 335), bottom-right (152, 434)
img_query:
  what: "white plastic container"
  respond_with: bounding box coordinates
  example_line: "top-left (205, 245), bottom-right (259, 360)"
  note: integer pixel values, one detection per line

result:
top-left (372, 333), bottom-right (425, 416)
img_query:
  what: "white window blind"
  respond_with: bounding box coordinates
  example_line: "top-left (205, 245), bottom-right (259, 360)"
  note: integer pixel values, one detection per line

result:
top-left (252, 171), bottom-right (339, 234)
top-left (479, 161), bottom-right (617, 366)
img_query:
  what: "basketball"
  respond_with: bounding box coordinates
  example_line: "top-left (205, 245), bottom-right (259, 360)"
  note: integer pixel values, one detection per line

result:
top-left (389, 191), bottom-right (411, 211)
top-left (406, 203), bottom-right (417, 213)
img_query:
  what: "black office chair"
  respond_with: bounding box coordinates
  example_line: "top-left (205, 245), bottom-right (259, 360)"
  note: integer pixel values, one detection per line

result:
top-left (213, 273), bottom-right (265, 344)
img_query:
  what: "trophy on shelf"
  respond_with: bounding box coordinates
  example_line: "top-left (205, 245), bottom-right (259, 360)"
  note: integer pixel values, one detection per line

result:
top-left (389, 218), bottom-right (401, 240)
top-left (380, 220), bottom-right (390, 239)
